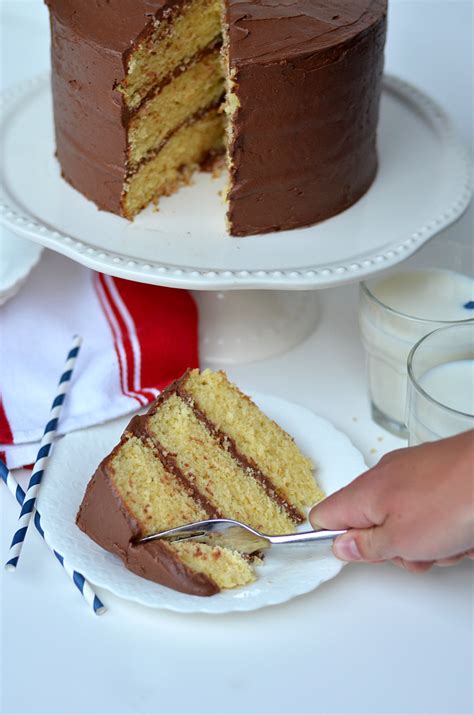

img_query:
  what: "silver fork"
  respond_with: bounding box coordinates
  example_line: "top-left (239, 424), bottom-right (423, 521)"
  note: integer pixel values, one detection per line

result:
top-left (136, 519), bottom-right (346, 554)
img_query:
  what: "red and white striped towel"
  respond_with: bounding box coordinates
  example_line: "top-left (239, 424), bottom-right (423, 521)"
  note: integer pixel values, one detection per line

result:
top-left (0, 250), bottom-right (199, 468)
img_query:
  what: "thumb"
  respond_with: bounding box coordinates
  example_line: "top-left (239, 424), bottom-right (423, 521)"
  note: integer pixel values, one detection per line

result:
top-left (332, 526), bottom-right (394, 563)
top-left (309, 470), bottom-right (385, 531)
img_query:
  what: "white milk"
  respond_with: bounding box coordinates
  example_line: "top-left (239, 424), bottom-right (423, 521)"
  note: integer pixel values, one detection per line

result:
top-left (408, 359), bottom-right (474, 444)
top-left (359, 269), bottom-right (474, 432)
top-left (420, 359), bottom-right (474, 414)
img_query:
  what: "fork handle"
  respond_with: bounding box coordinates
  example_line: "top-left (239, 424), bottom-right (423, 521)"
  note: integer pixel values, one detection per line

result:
top-left (268, 529), bottom-right (347, 545)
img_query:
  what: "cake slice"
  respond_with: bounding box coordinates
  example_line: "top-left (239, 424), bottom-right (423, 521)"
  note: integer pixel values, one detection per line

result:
top-left (77, 369), bottom-right (324, 596)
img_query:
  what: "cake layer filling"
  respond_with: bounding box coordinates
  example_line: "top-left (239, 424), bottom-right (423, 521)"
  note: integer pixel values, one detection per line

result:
top-left (123, 107), bottom-right (224, 218)
top-left (146, 394), bottom-right (297, 534)
top-left (181, 370), bottom-right (323, 514)
top-left (128, 47), bottom-right (225, 167)
top-left (121, 0), bottom-right (222, 110)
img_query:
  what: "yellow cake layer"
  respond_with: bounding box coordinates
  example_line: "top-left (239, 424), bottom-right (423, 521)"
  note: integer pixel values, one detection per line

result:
top-left (129, 50), bottom-right (224, 167)
top-left (183, 370), bottom-right (324, 513)
top-left (121, 0), bottom-right (222, 110)
top-left (110, 435), bottom-right (256, 590)
top-left (171, 541), bottom-right (257, 589)
top-left (147, 394), bottom-right (297, 534)
top-left (123, 107), bottom-right (225, 218)
top-left (111, 434), bottom-right (208, 534)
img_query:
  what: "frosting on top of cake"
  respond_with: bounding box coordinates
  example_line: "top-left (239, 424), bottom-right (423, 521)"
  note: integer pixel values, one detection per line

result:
top-left (45, 0), bottom-right (386, 63)
top-left (227, 0), bottom-right (386, 64)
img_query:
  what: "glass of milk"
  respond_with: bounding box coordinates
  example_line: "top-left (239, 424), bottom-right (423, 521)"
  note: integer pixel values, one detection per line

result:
top-left (359, 239), bottom-right (474, 438)
top-left (406, 322), bottom-right (474, 445)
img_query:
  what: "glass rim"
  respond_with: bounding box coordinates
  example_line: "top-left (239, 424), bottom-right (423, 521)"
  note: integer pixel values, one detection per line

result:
top-left (360, 279), bottom-right (474, 325)
top-left (407, 322), bottom-right (474, 419)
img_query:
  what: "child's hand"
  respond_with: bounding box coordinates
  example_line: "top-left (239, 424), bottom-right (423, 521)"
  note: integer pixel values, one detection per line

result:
top-left (309, 431), bottom-right (474, 572)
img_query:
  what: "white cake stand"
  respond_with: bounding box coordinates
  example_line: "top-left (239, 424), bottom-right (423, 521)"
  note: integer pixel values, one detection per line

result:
top-left (0, 74), bottom-right (471, 363)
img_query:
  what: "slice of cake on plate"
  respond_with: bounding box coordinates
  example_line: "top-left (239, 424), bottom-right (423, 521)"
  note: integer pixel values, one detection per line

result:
top-left (77, 369), bottom-right (324, 596)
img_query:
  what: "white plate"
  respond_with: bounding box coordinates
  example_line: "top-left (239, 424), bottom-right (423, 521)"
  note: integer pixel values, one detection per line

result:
top-left (0, 74), bottom-right (471, 291)
top-left (0, 230), bottom-right (43, 305)
top-left (37, 393), bottom-right (366, 614)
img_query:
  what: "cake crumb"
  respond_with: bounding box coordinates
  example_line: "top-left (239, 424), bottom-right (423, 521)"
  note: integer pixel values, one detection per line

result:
top-left (377, 436), bottom-right (384, 442)
top-left (370, 448), bottom-right (377, 454)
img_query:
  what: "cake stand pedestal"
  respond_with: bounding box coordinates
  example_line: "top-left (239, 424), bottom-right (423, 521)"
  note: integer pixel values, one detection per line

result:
top-left (0, 73), bottom-right (471, 364)
top-left (194, 290), bottom-right (320, 364)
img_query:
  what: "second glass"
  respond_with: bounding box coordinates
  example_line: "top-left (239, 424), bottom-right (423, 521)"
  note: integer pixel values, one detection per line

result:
top-left (406, 322), bottom-right (474, 445)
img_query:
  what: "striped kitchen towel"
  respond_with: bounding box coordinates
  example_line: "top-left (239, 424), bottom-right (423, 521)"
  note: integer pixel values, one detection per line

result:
top-left (0, 251), bottom-right (199, 468)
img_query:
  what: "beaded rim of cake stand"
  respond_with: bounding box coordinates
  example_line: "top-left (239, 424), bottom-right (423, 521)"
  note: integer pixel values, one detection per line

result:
top-left (0, 72), bottom-right (472, 290)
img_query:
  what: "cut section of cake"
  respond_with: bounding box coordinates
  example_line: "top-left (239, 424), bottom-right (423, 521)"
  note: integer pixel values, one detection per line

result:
top-left (77, 369), bottom-right (324, 596)
top-left (45, 0), bottom-right (387, 236)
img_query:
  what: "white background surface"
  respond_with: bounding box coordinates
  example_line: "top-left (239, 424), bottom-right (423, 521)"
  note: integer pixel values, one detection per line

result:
top-left (0, 1), bottom-right (473, 714)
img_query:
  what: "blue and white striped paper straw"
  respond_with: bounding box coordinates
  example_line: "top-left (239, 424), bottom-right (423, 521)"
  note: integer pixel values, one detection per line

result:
top-left (6, 336), bottom-right (82, 571)
top-left (0, 460), bottom-right (105, 614)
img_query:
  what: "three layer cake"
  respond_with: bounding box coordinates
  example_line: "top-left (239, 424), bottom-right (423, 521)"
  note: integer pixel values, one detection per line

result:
top-left (45, 1), bottom-right (387, 236)
top-left (77, 369), bottom-right (324, 595)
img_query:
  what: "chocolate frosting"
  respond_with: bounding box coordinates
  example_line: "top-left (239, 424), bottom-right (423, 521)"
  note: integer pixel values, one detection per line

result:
top-left (227, 1), bottom-right (386, 63)
top-left (226, 1), bottom-right (387, 235)
top-left (45, 0), bottom-right (387, 234)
